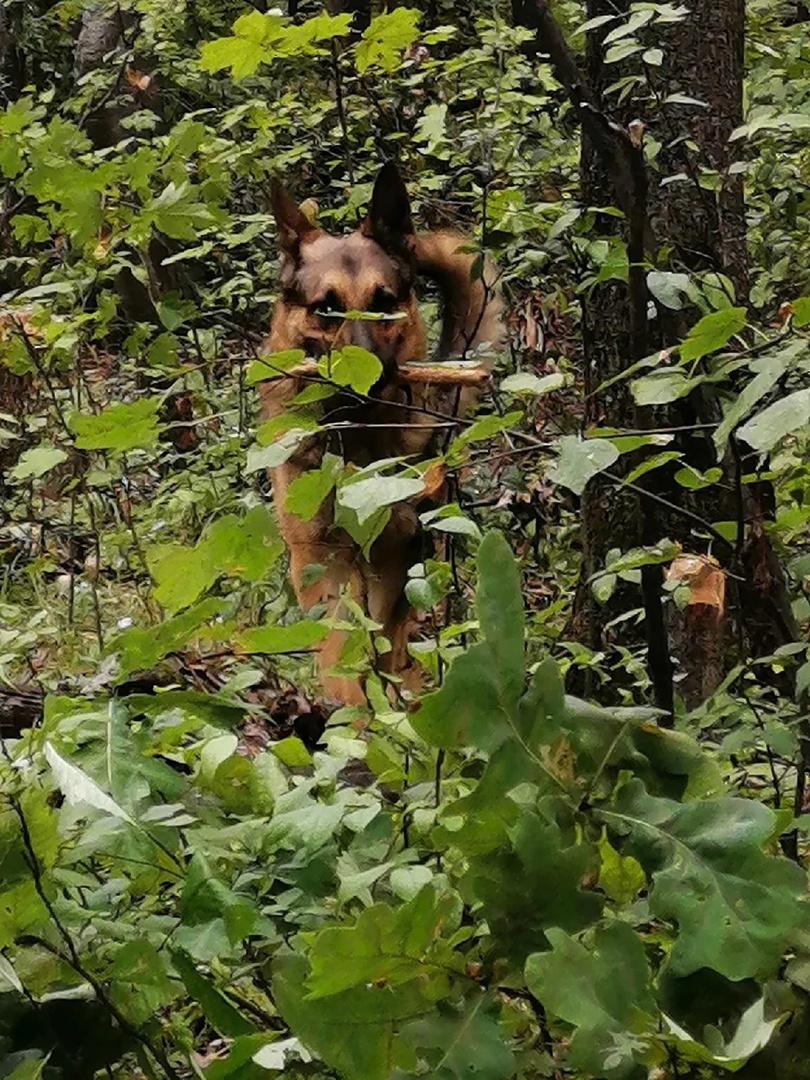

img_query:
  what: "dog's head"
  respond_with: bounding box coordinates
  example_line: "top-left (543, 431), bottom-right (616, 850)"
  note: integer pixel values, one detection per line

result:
top-left (269, 164), bottom-right (425, 370)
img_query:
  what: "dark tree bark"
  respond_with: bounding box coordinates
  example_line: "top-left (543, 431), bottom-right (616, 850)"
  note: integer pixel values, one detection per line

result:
top-left (575, 0), bottom-right (748, 708)
top-left (0, 2), bottom-right (25, 106)
top-left (652, 0), bottom-right (748, 301)
top-left (516, 0), bottom-right (800, 721)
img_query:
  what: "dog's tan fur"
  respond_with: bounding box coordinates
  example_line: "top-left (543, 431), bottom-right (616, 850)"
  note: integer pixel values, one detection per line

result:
top-left (262, 164), bottom-right (504, 704)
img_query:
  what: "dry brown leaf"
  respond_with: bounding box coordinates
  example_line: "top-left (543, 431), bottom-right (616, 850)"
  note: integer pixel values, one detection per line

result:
top-left (124, 66), bottom-right (152, 91)
top-left (420, 460), bottom-right (446, 500)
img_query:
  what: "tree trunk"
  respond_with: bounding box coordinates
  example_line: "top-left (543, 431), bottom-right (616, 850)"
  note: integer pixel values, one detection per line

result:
top-left (0, 1), bottom-right (24, 106)
top-left (573, 0), bottom-right (776, 707)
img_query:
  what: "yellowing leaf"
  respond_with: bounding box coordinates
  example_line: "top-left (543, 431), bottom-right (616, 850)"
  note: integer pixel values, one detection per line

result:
top-left (356, 8), bottom-right (421, 74)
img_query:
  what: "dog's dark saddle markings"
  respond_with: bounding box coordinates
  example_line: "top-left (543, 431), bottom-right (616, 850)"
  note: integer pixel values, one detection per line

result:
top-left (263, 164), bottom-right (504, 705)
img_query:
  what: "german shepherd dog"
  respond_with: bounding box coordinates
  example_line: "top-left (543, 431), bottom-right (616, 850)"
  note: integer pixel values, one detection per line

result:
top-left (262, 163), bottom-right (504, 705)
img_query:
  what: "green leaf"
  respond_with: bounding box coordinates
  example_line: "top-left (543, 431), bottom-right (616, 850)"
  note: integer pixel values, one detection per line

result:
top-left (306, 885), bottom-right (460, 999)
top-left (420, 505), bottom-right (481, 540)
top-left (454, 410), bottom-right (523, 446)
top-left (272, 736), bottom-right (312, 767)
top-left (526, 924), bottom-right (655, 1079)
top-left (158, 293), bottom-right (195, 331)
top-left (597, 831), bottom-right (645, 904)
top-left (44, 741), bottom-right (136, 825)
top-left (8, 445), bottom-right (67, 482)
top-left (592, 572), bottom-right (617, 602)
top-left (69, 398), bottom-right (161, 452)
top-left (318, 345), bottom-right (383, 395)
top-left (238, 620), bottom-right (330, 654)
top-left (0, 96), bottom-right (44, 135)
top-left (713, 354), bottom-right (788, 455)
top-left (109, 598), bottom-right (227, 679)
top-left (792, 296), bottom-right (810, 328)
top-left (469, 803), bottom-right (602, 956)
top-left (663, 996), bottom-right (781, 1070)
top-left (737, 388), bottom-right (810, 454)
top-left (246, 426), bottom-right (318, 473)
top-left (284, 453), bottom-right (342, 521)
top-left (246, 349), bottom-right (306, 384)
top-left (399, 994), bottom-right (515, 1080)
top-left (405, 560), bottom-right (452, 611)
top-left (172, 949), bottom-right (255, 1037)
top-left (477, 531), bottom-right (525, 709)
top-left (146, 181), bottom-right (214, 241)
top-left (181, 852), bottom-right (257, 945)
top-left (148, 506), bottom-right (283, 612)
top-left (145, 332), bottom-right (179, 369)
top-left (108, 941), bottom-right (176, 1024)
top-left (605, 41), bottom-right (644, 64)
top-left (546, 436), bottom-right (619, 495)
top-left (603, 8), bottom-right (653, 43)
top-left (412, 532), bottom-right (530, 754)
top-left (252, 1037), bottom-right (313, 1070)
top-left (602, 779), bottom-right (806, 979)
top-left (499, 371), bottom-right (567, 395)
top-left (273, 951), bottom-right (428, 1080)
top-left (337, 473), bottom-right (424, 524)
top-left (679, 307), bottom-right (747, 363)
top-left (201, 10), bottom-right (352, 76)
top-left (674, 464), bottom-right (722, 490)
top-left (631, 368), bottom-right (693, 406)
top-left (415, 103), bottom-right (448, 152)
top-left (335, 499), bottom-right (392, 560)
top-left (622, 450), bottom-right (682, 486)
top-left (356, 8), bottom-right (421, 74)
top-left (647, 270), bottom-right (691, 310)
top-left (5, 1059), bottom-right (47, 1080)
top-left (200, 34), bottom-right (268, 79)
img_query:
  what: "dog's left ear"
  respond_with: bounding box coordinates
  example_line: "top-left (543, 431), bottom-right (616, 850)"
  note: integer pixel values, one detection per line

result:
top-left (270, 178), bottom-right (317, 262)
top-left (363, 163), bottom-right (414, 251)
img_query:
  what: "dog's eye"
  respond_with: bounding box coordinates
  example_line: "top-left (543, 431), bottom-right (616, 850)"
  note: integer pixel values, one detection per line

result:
top-left (369, 288), bottom-right (397, 315)
top-left (309, 290), bottom-right (345, 318)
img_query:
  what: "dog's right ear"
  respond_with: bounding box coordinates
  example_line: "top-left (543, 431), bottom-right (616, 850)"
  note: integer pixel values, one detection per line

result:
top-left (363, 162), bottom-right (414, 253)
top-left (270, 179), bottom-right (316, 261)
